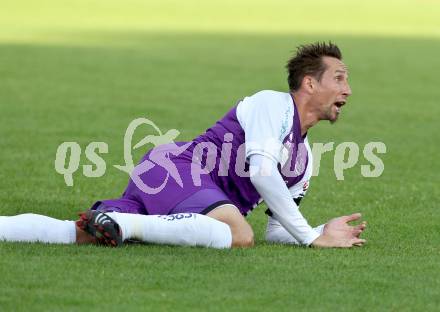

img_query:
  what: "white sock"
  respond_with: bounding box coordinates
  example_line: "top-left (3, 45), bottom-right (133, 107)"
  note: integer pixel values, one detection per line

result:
top-left (0, 213), bottom-right (76, 244)
top-left (106, 212), bottom-right (232, 249)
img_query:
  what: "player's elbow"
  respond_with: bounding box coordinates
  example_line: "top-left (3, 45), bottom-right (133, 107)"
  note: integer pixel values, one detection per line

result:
top-left (265, 230), bottom-right (277, 243)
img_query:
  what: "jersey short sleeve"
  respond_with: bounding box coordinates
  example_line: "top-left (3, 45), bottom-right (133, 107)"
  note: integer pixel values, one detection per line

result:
top-left (236, 90), bottom-right (294, 163)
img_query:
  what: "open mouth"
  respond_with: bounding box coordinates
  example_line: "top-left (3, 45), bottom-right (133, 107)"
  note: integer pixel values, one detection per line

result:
top-left (334, 101), bottom-right (346, 113)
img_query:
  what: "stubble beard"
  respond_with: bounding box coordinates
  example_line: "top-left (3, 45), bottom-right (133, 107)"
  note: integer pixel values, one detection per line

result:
top-left (326, 105), bottom-right (339, 124)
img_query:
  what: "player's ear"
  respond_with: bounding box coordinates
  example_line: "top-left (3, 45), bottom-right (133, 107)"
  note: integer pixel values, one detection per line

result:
top-left (302, 75), bottom-right (315, 94)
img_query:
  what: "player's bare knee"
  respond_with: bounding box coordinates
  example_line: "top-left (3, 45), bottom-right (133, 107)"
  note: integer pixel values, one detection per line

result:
top-left (231, 226), bottom-right (254, 248)
top-left (233, 235), bottom-right (254, 248)
top-left (207, 204), bottom-right (254, 247)
top-left (241, 231), bottom-right (255, 247)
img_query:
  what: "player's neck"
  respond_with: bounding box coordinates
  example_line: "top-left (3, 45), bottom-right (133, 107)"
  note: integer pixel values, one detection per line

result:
top-left (291, 91), bottom-right (319, 136)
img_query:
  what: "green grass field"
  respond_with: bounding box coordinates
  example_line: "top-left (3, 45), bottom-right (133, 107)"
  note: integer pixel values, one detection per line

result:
top-left (1, 0), bottom-right (440, 311)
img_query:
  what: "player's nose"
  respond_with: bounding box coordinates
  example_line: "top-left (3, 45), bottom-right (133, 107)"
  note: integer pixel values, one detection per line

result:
top-left (343, 82), bottom-right (352, 97)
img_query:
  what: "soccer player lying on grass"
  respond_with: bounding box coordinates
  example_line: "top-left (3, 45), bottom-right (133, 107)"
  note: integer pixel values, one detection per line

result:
top-left (0, 42), bottom-right (366, 249)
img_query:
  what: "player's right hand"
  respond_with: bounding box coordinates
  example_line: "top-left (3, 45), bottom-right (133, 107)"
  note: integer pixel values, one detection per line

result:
top-left (311, 213), bottom-right (367, 248)
top-left (311, 234), bottom-right (366, 248)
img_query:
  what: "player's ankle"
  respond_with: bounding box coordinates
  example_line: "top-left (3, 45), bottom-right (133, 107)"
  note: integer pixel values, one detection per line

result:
top-left (75, 225), bottom-right (96, 244)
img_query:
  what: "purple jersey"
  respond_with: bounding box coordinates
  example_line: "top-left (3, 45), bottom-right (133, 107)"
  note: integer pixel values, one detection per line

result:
top-left (189, 93), bottom-right (307, 215)
top-left (93, 91), bottom-right (309, 216)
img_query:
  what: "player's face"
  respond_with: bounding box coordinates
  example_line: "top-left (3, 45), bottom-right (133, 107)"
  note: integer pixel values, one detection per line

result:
top-left (312, 57), bottom-right (352, 123)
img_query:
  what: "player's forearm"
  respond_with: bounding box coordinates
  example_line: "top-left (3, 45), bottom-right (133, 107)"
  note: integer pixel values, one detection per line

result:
top-left (265, 217), bottom-right (325, 245)
top-left (249, 154), bottom-right (319, 245)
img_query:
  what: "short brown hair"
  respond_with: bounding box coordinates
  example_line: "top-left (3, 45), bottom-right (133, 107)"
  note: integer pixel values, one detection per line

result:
top-left (286, 42), bottom-right (342, 91)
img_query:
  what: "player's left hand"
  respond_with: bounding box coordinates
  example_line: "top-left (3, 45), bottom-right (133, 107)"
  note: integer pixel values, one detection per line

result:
top-left (323, 213), bottom-right (367, 246)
